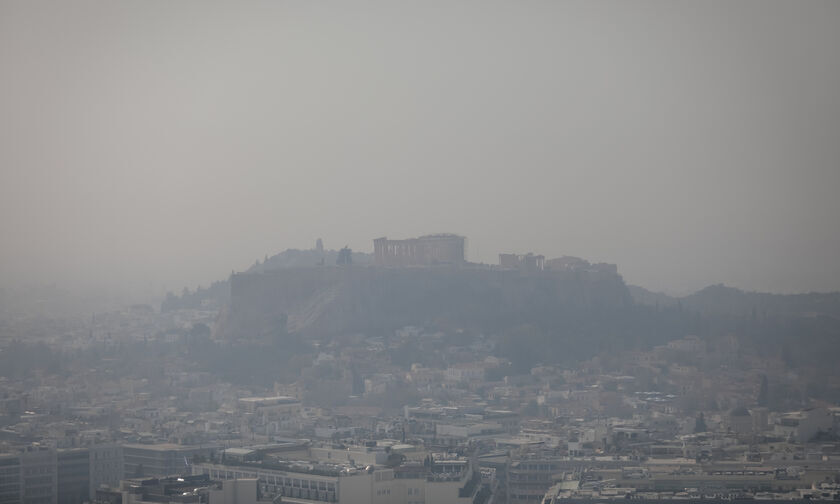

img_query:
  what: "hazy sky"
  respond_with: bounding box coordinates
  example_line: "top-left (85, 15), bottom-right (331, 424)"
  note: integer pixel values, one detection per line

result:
top-left (1, 0), bottom-right (839, 299)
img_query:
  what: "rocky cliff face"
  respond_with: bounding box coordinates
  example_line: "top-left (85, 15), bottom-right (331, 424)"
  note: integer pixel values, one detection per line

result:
top-left (220, 266), bottom-right (632, 339)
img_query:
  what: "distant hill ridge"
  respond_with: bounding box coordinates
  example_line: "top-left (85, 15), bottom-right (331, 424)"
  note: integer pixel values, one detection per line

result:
top-left (165, 247), bottom-right (840, 321)
top-left (629, 283), bottom-right (840, 319)
top-left (162, 249), bottom-right (840, 386)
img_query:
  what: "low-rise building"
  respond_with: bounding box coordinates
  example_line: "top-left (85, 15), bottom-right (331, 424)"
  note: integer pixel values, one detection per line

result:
top-left (123, 444), bottom-right (218, 478)
top-left (109, 474), bottom-right (256, 504)
top-left (194, 451), bottom-right (485, 504)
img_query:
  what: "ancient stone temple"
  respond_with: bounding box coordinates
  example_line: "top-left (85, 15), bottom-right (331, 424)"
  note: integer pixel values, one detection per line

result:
top-left (373, 234), bottom-right (465, 267)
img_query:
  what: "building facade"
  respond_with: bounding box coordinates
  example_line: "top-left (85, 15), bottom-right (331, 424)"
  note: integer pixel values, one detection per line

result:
top-left (194, 454), bottom-right (482, 504)
top-left (0, 444), bottom-right (124, 504)
top-left (123, 444), bottom-right (218, 479)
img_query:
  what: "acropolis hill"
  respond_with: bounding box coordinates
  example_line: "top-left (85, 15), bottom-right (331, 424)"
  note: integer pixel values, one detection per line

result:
top-left (217, 234), bottom-right (629, 340)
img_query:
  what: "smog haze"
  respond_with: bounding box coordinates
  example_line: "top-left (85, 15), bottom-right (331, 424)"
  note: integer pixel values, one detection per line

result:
top-left (2, 0), bottom-right (839, 300)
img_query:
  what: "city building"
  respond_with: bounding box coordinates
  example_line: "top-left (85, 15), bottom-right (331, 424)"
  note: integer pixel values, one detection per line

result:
top-left (103, 474), bottom-right (257, 504)
top-left (89, 445), bottom-right (124, 499)
top-left (194, 451), bottom-right (485, 504)
top-left (20, 446), bottom-right (58, 504)
top-left (57, 449), bottom-right (89, 504)
top-left (123, 444), bottom-right (218, 479)
top-left (0, 453), bottom-right (21, 504)
top-left (0, 444), bottom-right (124, 504)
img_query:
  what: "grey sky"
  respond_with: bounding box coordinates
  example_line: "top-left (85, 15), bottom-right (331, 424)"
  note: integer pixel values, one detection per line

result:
top-left (1, 0), bottom-right (839, 299)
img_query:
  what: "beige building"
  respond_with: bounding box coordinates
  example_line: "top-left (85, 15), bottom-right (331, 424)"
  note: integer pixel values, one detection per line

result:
top-left (194, 452), bottom-right (483, 504)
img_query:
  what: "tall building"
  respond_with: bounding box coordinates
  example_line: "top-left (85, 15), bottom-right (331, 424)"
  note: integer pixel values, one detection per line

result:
top-left (0, 444), bottom-right (124, 504)
top-left (0, 453), bottom-right (21, 504)
top-left (20, 447), bottom-right (57, 504)
top-left (57, 449), bottom-right (88, 504)
top-left (88, 445), bottom-right (123, 498)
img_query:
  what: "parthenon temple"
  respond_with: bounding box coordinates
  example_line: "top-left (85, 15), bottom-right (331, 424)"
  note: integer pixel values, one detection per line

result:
top-left (373, 234), bottom-right (465, 267)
